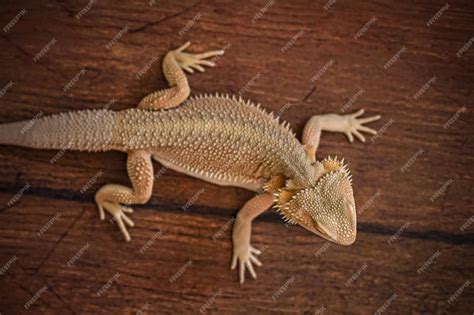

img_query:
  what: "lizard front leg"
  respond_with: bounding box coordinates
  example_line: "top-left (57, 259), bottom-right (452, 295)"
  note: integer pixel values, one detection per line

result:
top-left (95, 150), bottom-right (153, 241)
top-left (302, 109), bottom-right (381, 162)
top-left (231, 192), bottom-right (274, 283)
top-left (138, 42), bottom-right (224, 110)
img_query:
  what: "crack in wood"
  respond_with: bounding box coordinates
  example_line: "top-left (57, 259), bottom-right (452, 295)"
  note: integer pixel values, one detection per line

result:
top-left (129, 1), bottom-right (202, 34)
top-left (34, 208), bottom-right (86, 274)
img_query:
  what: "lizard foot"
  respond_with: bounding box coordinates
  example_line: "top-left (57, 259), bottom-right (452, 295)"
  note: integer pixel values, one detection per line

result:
top-left (96, 200), bottom-right (135, 242)
top-left (231, 244), bottom-right (262, 284)
top-left (172, 42), bottom-right (224, 73)
top-left (343, 109), bottom-right (381, 143)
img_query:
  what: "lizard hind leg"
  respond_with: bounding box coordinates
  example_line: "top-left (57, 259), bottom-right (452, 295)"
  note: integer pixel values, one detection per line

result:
top-left (94, 150), bottom-right (154, 241)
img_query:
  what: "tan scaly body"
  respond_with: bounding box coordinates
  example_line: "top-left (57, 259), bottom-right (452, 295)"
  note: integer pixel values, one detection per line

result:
top-left (0, 42), bottom-right (381, 283)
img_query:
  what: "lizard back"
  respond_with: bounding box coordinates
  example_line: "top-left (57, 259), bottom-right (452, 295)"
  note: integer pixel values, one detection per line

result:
top-left (119, 94), bottom-right (316, 189)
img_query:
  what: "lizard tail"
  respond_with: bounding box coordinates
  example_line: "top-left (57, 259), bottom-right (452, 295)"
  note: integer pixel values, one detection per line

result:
top-left (0, 109), bottom-right (118, 152)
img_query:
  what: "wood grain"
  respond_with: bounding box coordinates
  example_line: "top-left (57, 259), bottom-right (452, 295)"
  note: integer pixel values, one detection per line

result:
top-left (0, 1), bottom-right (472, 314)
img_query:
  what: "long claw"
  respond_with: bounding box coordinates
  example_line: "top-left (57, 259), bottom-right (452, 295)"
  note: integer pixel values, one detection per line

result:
top-left (358, 125), bottom-right (377, 135)
top-left (196, 50), bottom-right (225, 59)
top-left (191, 64), bottom-right (205, 72)
top-left (345, 131), bottom-right (354, 143)
top-left (249, 254), bottom-right (262, 266)
top-left (115, 216), bottom-right (131, 242)
top-left (176, 41), bottom-right (191, 52)
top-left (231, 255), bottom-right (237, 270)
top-left (245, 261), bottom-right (257, 279)
top-left (359, 115), bottom-right (381, 124)
top-left (121, 206), bottom-right (134, 213)
top-left (121, 213), bottom-right (134, 227)
top-left (173, 44), bottom-right (223, 74)
top-left (352, 109), bottom-right (365, 118)
top-left (183, 66), bottom-right (194, 73)
top-left (239, 261), bottom-right (245, 284)
top-left (250, 246), bottom-right (261, 255)
top-left (96, 200), bottom-right (135, 241)
top-left (97, 204), bottom-right (105, 220)
top-left (197, 60), bottom-right (216, 67)
top-left (353, 130), bottom-right (366, 142)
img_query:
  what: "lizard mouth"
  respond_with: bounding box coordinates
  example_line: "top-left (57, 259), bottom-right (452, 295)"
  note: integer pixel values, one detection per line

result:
top-left (298, 218), bottom-right (337, 242)
top-left (272, 187), bottom-right (336, 241)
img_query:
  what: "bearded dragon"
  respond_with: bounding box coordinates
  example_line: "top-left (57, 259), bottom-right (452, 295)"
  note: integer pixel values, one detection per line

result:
top-left (0, 42), bottom-right (380, 283)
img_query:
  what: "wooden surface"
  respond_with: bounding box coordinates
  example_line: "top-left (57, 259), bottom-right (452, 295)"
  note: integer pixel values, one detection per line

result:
top-left (0, 1), bottom-right (473, 314)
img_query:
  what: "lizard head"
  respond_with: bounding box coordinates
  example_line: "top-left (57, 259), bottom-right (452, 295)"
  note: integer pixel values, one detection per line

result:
top-left (274, 157), bottom-right (357, 245)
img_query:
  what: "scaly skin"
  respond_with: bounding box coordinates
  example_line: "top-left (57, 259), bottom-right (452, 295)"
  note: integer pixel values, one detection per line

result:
top-left (0, 42), bottom-right (381, 283)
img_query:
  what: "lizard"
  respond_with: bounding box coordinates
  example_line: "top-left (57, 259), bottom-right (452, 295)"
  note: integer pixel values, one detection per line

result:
top-left (0, 42), bottom-right (381, 283)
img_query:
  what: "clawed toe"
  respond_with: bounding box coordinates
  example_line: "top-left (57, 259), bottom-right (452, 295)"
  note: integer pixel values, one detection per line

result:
top-left (96, 200), bottom-right (135, 242)
top-left (231, 244), bottom-right (263, 284)
top-left (173, 42), bottom-right (224, 73)
top-left (345, 109), bottom-right (381, 143)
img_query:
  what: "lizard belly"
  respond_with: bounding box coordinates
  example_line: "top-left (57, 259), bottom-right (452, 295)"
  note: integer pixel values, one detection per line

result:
top-left (151, 152), bottom-right (265, 192)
